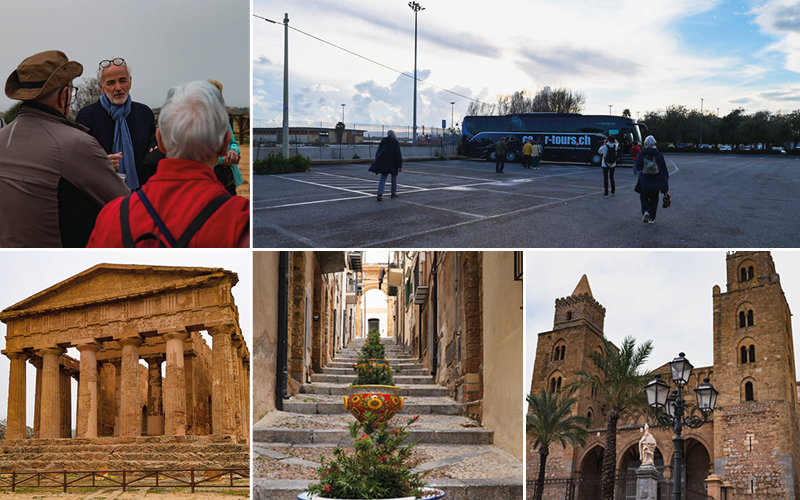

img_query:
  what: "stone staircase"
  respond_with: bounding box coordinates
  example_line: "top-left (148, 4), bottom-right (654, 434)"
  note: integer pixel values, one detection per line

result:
top-left (253, 337), bottom-right (523, 499)
top-left (0, 435), bottom-right (249, 472)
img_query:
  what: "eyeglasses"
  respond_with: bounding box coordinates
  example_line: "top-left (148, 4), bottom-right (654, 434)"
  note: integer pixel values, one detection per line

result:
top-left (99, 58), bottom-right (126, 70)
top-left (70, 86), bottom-right (79, 102)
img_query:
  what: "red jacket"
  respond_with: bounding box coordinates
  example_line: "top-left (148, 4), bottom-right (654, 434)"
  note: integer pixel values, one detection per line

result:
top-left (87, 158), bottom-right (249, 248)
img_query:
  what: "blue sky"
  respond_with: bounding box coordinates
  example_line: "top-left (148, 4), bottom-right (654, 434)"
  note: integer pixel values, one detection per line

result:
top-left (523, 250), bottom-right (800, 398)
top-left (253, 0), bottom-right (800, 129)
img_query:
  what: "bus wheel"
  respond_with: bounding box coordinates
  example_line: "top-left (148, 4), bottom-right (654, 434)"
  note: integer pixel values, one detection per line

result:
top-left (486, 150), bottom-right (497, 162)
top-left (589, 152), bottom-right (602, 166)
top-left (505, 150), bottom-right (517, 162)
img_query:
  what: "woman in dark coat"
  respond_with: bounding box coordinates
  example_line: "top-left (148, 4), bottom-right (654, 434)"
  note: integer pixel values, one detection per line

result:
top-left (368, 130), bottom-right (403, 201)
top-left (633, 135), bottom-right (669, 224)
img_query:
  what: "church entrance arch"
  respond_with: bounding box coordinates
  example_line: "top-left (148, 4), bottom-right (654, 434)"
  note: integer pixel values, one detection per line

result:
top-left (684, 438), bottom-right (711, 497)
top-left (577, 444), bottom-right (604, 500)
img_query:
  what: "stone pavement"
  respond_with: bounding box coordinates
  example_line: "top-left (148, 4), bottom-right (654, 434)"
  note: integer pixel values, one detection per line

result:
top-left (252, 338), bottom-right (523, 499)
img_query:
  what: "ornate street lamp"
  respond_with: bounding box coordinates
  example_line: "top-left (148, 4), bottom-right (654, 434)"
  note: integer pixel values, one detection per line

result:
top-left (644, 353), bottom-right (718, 500)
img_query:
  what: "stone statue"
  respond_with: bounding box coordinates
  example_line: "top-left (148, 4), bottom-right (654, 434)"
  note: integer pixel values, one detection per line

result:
top-left (639, 423), bottom-right (657, 466)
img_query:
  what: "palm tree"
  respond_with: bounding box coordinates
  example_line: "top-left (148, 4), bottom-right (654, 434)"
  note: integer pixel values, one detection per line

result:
top-left (526, 389), bottom-right (589, 500)
top-left (570, 335), bottom-right (653, 500)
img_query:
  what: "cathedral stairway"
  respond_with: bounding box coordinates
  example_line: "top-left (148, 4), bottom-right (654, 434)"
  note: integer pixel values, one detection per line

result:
top-left (253, 337), bottom-right (522, 500)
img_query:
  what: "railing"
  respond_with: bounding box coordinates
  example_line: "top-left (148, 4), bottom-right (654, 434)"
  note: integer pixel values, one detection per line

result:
top-left (0, 468), bottom-right (249, 493)
top-left (526, 476), bottom-right (709, 500)
top-left (229, 114), bottom-right (250, 145)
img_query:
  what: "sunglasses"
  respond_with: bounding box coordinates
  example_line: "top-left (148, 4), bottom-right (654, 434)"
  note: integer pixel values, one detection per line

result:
top-left (99, 58), bottom-right (126, 70)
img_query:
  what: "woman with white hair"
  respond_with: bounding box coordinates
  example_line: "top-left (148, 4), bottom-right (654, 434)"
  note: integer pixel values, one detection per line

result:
top-left (87, 81), bottom-right (250, 247)
top-left (633, 135), bottom-right (670, 224)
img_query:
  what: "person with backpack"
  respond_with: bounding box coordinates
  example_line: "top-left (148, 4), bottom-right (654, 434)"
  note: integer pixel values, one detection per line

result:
top-left (629, 141), bottom-right (642, 175)
top-left (87, 81), bottom-right (250, 247)
top-left (598, 136), bottom-right (619, 196)
top-left (633, 135), bottom-right (669, 224)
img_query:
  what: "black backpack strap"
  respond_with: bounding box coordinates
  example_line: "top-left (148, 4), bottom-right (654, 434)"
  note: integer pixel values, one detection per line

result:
top-left (135, 190), bottom-right (178, 247)
top-left (174, 195), bottom-right (232, 248)
top-left (120, 193), bottom-right (135, 248)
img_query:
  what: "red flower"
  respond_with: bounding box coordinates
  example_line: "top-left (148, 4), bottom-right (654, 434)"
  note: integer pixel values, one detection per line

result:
top-left (323, 485), bottom-right (332, 494)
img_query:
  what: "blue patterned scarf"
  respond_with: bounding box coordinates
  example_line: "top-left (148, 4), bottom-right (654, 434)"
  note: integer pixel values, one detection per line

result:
top-left (100, 94), bottom-right (139, 190)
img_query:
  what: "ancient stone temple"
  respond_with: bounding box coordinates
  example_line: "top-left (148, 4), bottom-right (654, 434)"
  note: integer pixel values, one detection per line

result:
top-left (0, 264), bottom-right (250, 471)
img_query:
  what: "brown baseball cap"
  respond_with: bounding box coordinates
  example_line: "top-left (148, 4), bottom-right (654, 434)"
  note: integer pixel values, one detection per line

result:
top-left (5, 50), bottom-right (83, 101)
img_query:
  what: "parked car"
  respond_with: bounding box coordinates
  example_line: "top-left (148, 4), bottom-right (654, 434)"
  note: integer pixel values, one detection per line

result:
top-left (718, 145), bottom-right (732, 151)
top-left (700, 144), bottom-right (713, 149)
top-left (740, 145), bottom-right (751, 151)
top-left (772, 146), bottom-right (787, 154)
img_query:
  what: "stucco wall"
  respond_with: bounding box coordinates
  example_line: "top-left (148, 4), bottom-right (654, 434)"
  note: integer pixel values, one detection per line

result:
top-left (253, 252), bottom-right (279, 421)
top-left (482, 252), bottom-right (524, 460)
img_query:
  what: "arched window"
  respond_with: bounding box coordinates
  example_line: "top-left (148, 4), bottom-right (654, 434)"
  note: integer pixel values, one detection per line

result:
top-left (741, 346), bottom-right (748, 364)
top-left (553, 343), bottom-right (566, 361)
top-left (560, 346), bottom-right (566, 360)
top-left (748, 266), bottom-right (754, 280)
top-left (739, 311), bottom-right (746, 328)
top-left (747, 310), bottom-right (754, 327)
top-left (566, 311), bottom-right (573, 321)
top-left (556, 377), bottom-right (562, 393)
top-left (591, 385), bottom-right (597, 397)
top-left (745, 381), bottom-right (754, 401)
top-left (749, 345), bottom-right (755, 363)
top-left (550, 378), bottom-right (556, 393)
top-left (587, 409), bottom-right (593, 426)
top-left (741, 268), bottom-right (748, 282)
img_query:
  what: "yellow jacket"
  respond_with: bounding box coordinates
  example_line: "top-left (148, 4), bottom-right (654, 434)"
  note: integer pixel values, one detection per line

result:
top-left (522, 142), bottom-right (533, 155)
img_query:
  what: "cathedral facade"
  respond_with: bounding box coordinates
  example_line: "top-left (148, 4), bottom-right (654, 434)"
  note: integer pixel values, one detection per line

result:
top-left (528, 251), bottom-right (800, 499)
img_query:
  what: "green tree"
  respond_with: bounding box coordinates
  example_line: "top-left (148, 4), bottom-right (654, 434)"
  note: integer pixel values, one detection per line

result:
top-left (526, 389), bottom-right (589, 500)
top-left (335, 121), bottom-right (345, 144)
top-left (622, 108), bottom-right (631, 118)
top-left (2, 102), bottom-right (21, 124)
top-left (569, 335), bottom-right (653, 500)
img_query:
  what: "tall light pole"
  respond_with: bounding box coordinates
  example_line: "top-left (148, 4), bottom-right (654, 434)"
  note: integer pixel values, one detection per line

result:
top-left (700, 98), bottom-right (704, 148)
top-left (409, 2), bottom-right (424, 147)
top-left (608, 104), bottom-right (612, 115)
top-left (341, 103), bottom-right (346, 159)
top-left (637, 111), bottom-right (640, 121)
top-left (645, 353), bottom-right (718, 500)
top-left (282, 13), bottom-right (289, 158)
top-left (450, 101), bottom-right (455, 152)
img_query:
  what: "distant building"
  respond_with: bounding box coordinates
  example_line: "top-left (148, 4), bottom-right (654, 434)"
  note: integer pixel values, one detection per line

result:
top-left (254, 127), bottom-right (364, 145)
top-left (528, 251), bottom-right (800, 500)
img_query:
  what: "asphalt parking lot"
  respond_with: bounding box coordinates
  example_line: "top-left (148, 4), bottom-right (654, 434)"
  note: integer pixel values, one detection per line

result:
top-left (252, 155), bottom-right (800, 248)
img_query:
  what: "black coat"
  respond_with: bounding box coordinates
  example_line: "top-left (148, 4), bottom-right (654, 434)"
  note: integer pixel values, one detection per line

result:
top-left (368, 136), bottom-right (403, 175)
top-left (634, 147), bottom-right (669, 193)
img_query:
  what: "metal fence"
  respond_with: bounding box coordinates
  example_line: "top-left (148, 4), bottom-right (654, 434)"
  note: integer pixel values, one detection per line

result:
top-left (0, 468), bottom-right (249, 493)
top-left (526, 476), bottom-right (710, 500)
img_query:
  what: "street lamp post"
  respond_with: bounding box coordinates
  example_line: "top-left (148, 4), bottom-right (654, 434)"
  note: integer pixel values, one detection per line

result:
top-left (341, 103), bottom-right (346, 159)
top-left (700, 98), bottom-right (704, 148)
top-left (409, 2), bottom-right (424, 147)
top-left (282, 14), bottom-right (290, 159)
top-left (644, 353), bottom-right (718, 500)
top-left (608, 104), bottom-right (612, 115)
top-left (450, 101), bottom-right (455, 154)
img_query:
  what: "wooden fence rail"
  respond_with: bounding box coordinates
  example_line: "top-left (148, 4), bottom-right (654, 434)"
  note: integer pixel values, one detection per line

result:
top-left (0, 468), bottom-right (249, 493)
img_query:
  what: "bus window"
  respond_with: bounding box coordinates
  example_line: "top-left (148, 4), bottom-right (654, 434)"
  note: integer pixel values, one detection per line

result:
top-left (608, 128), bottom-right (619, 136)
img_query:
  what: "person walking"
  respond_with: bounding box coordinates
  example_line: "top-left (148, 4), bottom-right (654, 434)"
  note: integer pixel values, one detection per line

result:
top-left (495, 137), bottom-right (507, 173)
top-left (633, 135), bottom-right (669, 224)
top-left (532, 139), bottom-right (542, 169)
top-left (598, 136), bottom-right (619, 196)
top-left (629, 141), bottom-right (642, 176)
top-left (368, 129), bottom-right (403, 201)
top-left (522, 139), bottom-right (533, 169)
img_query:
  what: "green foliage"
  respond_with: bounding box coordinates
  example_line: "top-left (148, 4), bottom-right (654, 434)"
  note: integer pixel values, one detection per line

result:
top-left (2, 102), bottom-right (21, 123)
top-left (353, 153), bottom-right (361, 160)
top-left (307, 415), bottom-right (426, 499)
top-left (253, 152), bottom-right (311, 175)
top-left (353, 330), bottom-right (396, 386)
top-left (335, 121), bottom-right (345, 144)
top-left (526, 389), bottom-right (590, 500)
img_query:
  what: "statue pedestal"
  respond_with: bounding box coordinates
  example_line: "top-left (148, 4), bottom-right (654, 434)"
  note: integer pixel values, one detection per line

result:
top-left (636, 464), bottom-right (660, 500)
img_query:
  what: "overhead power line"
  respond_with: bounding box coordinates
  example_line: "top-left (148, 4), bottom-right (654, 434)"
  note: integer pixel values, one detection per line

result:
top-left (254, 14), bottom-right (489, 106)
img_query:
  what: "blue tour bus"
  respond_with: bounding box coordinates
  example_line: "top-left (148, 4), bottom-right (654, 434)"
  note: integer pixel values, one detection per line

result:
top-left (460, 113), bottom-right (648, 166)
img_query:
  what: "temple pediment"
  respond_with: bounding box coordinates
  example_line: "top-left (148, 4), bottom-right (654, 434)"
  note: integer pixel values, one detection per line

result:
top-left (0, 264), bottom-right (236, 318)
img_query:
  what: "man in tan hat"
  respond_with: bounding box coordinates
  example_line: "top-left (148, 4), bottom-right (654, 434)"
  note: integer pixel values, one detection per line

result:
top-left (0, 50), bottom-right (129, 247)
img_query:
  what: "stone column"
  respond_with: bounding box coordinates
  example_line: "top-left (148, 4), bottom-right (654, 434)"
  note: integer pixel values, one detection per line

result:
top-left (163, 330), bottom-right (189, 435)
top-left (60, 367), bottom-right (72, 438)
top-left (146, 356), bottom-right (165, 435)
top-left (231, 339), bottom-right (243, 439)
top-left (243, 358), bottom-right (250, 440)
top-left (118, 337), bottom-right (143, 436)
top-left (6, 352), bottom-right (27, 441)
top-left (31, 357), bottom-right (42, 439)
top-left (209, 324), bottom-right (236, 436)
top-left (636, 464), bottom-right (661, 500)
top-left (39, 347), bottom-right (64, 439)
top-left (76, 343), bottom-right (101, 438)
